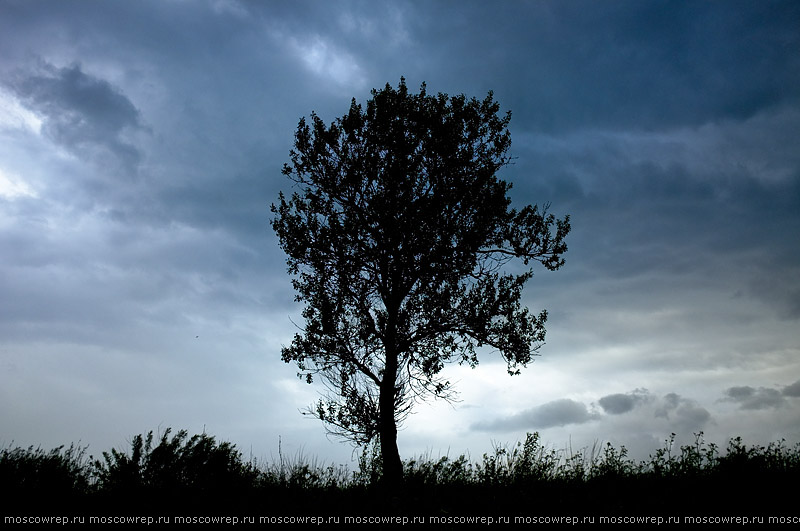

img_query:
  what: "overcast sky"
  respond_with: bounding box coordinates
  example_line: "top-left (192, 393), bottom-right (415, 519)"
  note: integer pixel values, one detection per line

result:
top-left (2, 0), bottom-right (799, 467)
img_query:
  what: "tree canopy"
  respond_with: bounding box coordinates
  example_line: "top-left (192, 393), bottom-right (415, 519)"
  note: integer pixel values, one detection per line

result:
top-left (271, 78), bottom-right (570, 484)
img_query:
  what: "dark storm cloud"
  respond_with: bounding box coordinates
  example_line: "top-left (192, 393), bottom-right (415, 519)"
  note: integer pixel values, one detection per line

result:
top-left (655, 393), bottom-right (711, 433)
top-left (0, 0), bottom-right (798, 466)
top-left (723, 385), bottom-right (792, 410)
top-left (472, 399), bottom-right (599, 432)
top-left (392, 0), bottom-right (800, 133)
top-left (783, 381), bottom-right (800, 398)
top-left (4, 62), bottom-right (144, 169)
top-left (1, 1), bottom-right (301, 241)
top-left (508, 107), bottom-right (800, 336)
top-left (596, 390), bottom-right (713, 436)
top-left (598, 389), bottom-right (653, 415)
top-left (744, 248), bottom-right (800, 321)
top-left (599, 394), bottom-right (638, 415)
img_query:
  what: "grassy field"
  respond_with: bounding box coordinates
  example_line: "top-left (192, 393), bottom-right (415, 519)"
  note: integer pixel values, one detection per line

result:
top-left (2, 429), bottom-right (798, 517)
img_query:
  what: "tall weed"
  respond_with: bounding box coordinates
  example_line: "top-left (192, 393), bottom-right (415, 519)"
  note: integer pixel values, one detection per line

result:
top-left (3, 428), bottom-right (798, 512)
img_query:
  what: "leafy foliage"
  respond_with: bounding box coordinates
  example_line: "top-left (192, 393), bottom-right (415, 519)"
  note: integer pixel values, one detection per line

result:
top-left (271, 79), bottom-right (570, 481)
top-left (92, 428), bottom-right (259, 496)
top-left (0, 442), bottom-right (90, 496)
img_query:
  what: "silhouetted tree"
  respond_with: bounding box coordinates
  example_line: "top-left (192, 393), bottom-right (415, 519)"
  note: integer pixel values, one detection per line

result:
top-left (271, 78), bottom-right (570, 486)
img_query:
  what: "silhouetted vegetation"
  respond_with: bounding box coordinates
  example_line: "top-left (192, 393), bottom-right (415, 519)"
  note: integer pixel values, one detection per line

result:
top-left (272, 78), bottom-right (570, 484)
top-left (0, 443), bottom-right (91, 497)
top-left (2, 429), bottom-right (798, 515)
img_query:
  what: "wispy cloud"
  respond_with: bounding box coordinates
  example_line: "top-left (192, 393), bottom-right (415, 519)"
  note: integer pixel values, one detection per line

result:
top-left (471, 399), bottom-right (600, 432)
top-left (0, 168), bottom-right (37, 199)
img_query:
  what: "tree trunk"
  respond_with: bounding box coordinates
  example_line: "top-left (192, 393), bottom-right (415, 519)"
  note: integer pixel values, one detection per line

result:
top-left (379, 270), bottom-right (404, 487)
top-left (379, 348), bottom-right (403, 487)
